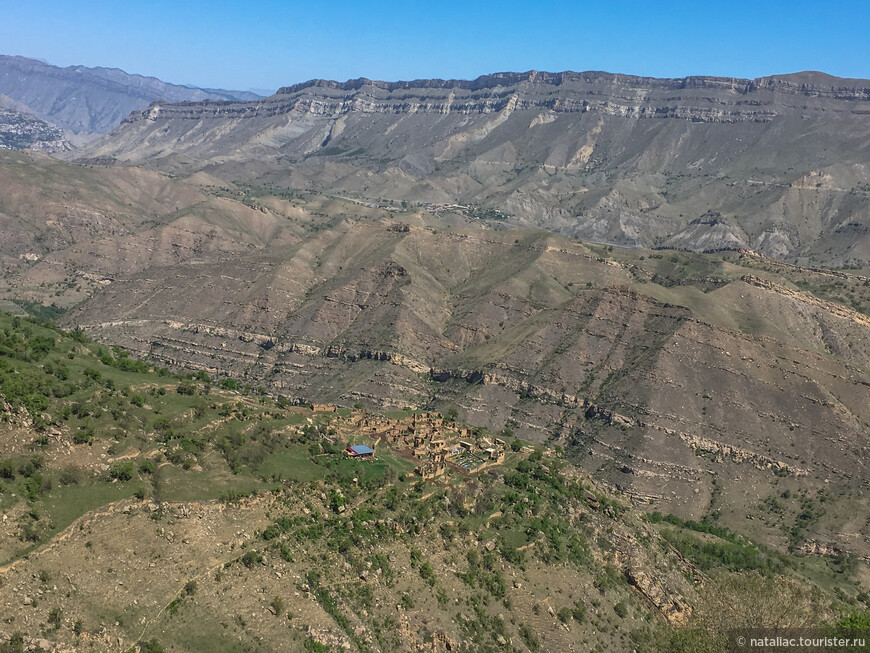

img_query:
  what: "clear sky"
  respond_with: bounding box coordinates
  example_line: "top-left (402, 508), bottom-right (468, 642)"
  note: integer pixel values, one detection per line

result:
top-left (1, 0), bottom-right (868, 93)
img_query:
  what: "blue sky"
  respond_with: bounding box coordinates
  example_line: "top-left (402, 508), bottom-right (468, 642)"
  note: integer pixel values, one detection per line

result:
top-left (1, 0), bottom-right (868, 92)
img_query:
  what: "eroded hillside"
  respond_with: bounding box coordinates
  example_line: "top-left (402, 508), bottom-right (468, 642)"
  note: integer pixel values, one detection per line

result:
top-left (73, 70), bottom-right (870, 266)
top-left (0, 314), bottom-right (861, 652)
top-left (2, 151), bottom-right (870, 561)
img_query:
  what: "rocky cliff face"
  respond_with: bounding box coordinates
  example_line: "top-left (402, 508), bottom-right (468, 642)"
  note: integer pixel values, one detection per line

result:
top-left (76, 70), bottom-right (870, 266)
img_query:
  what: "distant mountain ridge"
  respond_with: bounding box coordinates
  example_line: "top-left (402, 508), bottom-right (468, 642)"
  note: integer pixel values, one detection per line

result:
top-left (78, 69), bottom-right (870, 267)
top-left (0, 54), bottom-right (262, 137)
top-left (274, 69), bottom-right (870, 99)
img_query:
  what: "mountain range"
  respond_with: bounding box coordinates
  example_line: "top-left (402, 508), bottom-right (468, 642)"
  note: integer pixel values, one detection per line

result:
top-left (2, 61), bottom-right (870, 651)
top-left (0, 54), bottom-right (261, 140)
top-left (72, 69), bottom-right (870, 267)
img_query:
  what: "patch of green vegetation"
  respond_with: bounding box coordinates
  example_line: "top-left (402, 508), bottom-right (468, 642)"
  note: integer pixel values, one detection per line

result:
top-left (519, 623), bottom-right (541, 651)
top-left (256, 449), bottom-right (328, 482)
top-left (0, 311), bottom-right (306, 560)
top-left (10, 300), bottom-right (65, 324)
top-left (40, 482), bottom-right (140, 536)
top-left (303, 639), bottom-right (330, 653)
top-left (464, 204), bottom-right (509, 221)
top-left (649, 512), bottom-right (788, 574)
top-left (788, 495), bottom-right (826, 550)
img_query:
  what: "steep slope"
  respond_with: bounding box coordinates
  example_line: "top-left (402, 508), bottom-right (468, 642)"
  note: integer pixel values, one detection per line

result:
top-left (0, 314), bottom-right (857, 653)
top-left (0, 54), bottom-right (261, 137)
top-left (57, 221), bottom-right (870, 557)
top-left (3, 152), bottom-right (870, 559)
top-left (75, 70), bottom-right (870, 265)
top-left (0, 151), bottom-right (299, 299)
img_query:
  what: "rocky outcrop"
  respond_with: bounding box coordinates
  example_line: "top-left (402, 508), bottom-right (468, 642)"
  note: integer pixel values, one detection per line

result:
top-left (625, 567), bottom-right (693, 626)
top-left (740, 275), bottom-right (870, 329)
top-left (584, 403), bottom-right (637, 428)
top-left (738, 249), bottom-right (870, 282)
top-left (675, 430), bottom-right (807, 476)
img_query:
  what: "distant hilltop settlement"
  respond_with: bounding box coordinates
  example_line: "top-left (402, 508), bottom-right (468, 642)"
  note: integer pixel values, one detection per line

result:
top-left (310, 404), bottom-right (513, 479)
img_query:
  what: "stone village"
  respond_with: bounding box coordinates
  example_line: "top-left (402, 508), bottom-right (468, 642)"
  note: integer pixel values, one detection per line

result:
top-left (311, 405), bottom-right (509, 479)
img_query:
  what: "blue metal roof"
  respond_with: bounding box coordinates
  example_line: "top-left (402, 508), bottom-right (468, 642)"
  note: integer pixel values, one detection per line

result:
top-left (348, 444), bottom-right (374, 455)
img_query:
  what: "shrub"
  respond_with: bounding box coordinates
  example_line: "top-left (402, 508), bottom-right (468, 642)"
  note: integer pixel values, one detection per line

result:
top-left (3, 633), bottom-right (24, 653)
top-left (73, 428), bottom-right (94, 445)
top-left (109, 462), bottom-right (135, 482)
top-left (19, 457), bottom-right (43, 478)
top-left (419, 561), bottom-right (436, 587)
top-left (303, 639), bottom-right (329, 653)
top-left (519, 623), bottom-right (540, 651)
top-left (329, 491), bottom-right (346, 513)
top-left (0, 459), bottom-right (15, 480)
top-left (137, 639), bottom-right (165, 653)
top-left (660, 528), bottom-right (784, 574)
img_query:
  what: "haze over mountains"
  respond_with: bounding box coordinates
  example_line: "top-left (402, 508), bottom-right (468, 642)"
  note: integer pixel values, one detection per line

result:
top-left (0, 54), bottom-right (261, 140)
top-left (5, 55), bottom-right (870, 267)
